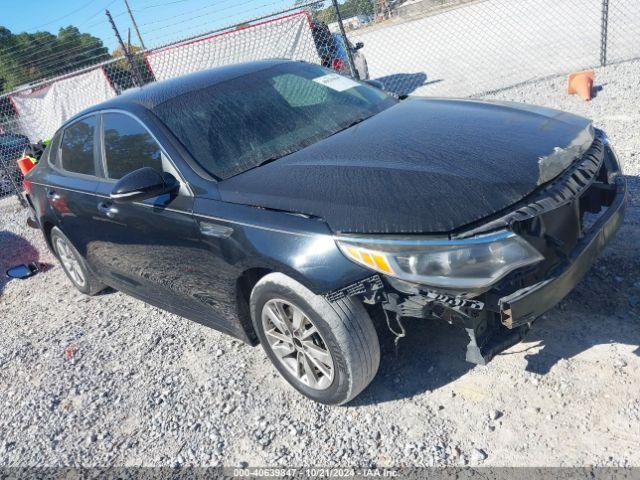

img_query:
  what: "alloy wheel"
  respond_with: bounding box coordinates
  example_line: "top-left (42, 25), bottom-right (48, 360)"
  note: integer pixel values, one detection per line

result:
top-left (55, 237), bottom-right (86, 288)
top-left (261, 299), bottom-right (335, 390)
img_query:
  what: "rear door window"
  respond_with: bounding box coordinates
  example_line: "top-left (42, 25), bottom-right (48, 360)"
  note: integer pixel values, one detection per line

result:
top-left (102, 113), bottom-right (162, 180)
top-left (60, 117), bottom-right (97, 176)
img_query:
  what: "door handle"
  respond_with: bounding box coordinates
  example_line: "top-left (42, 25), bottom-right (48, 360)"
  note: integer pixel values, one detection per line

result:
top-left (97, 202), bottom-right (118, 218)
top-left (47, 190), bottom-right (60, 201)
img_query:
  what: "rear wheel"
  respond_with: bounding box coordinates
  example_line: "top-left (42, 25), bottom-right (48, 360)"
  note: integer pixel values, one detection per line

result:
top-left (250, 273), bottom-right (380, 405)
top-left (51, 227), bottom-right (105, 296)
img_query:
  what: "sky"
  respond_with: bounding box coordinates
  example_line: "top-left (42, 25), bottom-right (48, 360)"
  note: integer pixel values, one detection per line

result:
top-left (0, 0), bottom-right (316, 51)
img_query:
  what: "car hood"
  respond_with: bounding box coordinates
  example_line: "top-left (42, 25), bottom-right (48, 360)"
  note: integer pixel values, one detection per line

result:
top-left (218, 97), bottom-right (594, 234)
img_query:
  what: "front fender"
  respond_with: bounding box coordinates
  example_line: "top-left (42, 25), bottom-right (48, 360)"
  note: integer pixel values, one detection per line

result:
top-left (193, 198), bottom-right (371, 294)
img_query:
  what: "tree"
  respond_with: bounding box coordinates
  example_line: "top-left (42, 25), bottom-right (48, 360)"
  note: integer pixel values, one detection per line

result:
top-left (111, 43), bottom-right (145, 67)
top-left (340, 0), bottom-right (375, 18)
top-left (299, 0), bottom-right (374, 25)
top-left (0, 25), bottom-right (110, 93)
top-left (104, 43), bottom-right (154, 92)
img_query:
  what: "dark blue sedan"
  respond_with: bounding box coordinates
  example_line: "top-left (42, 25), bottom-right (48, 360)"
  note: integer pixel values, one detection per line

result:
top-left (24, 60), bottom-right (626, 404)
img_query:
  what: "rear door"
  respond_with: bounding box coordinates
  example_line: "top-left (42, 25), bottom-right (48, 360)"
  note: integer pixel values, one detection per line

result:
top-left (42, 115), bottom-right (101, 258)
top-left (89, 112), bottom-right (231, 329)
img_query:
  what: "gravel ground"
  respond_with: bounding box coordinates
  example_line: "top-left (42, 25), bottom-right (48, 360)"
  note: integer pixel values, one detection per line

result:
top-left (0, 60), bottom-right (639, 468)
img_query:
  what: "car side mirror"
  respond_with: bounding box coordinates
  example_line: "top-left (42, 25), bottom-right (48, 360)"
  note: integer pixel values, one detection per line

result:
top-left (364, 79), bottom-right (385, 90)
top-left (353, 41), bottom-right (364, 51)
top-left (6, 262), bottom-right (40, 279)
top-left (110, 167), bottom-right (179, 203)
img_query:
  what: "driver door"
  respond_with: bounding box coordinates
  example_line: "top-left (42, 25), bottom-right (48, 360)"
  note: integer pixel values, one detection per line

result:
top-left (88, 112), bottom-right (203, 315)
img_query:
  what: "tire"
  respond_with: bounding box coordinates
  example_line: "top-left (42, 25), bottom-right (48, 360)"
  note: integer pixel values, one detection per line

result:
top-left (50, 227), bottom-right (105, 296)
top-left (250, 273), bottom-right (380, 405)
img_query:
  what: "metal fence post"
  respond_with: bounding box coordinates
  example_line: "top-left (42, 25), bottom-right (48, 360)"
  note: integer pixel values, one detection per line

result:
top-left (106, 9), bottom-right (145, 87)
top-left (600, 0), bottom-right (609, 66)
top-left (331, 0), bottom-right (360, 79)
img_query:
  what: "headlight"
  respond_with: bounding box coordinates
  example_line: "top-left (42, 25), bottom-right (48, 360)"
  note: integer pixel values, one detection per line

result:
top-left (336, 230), bottom-right (543, 290)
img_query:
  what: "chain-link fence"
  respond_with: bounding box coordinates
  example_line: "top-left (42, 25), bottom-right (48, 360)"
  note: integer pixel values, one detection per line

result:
top-left (1, 0), bottom-right (639, 203)
top-left (344, 0), bottom-right (640, 97)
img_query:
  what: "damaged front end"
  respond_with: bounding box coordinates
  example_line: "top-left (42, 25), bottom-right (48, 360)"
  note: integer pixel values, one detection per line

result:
top-left (326, 131), bottom-right (627, 365)
top-left (325, 272), bottom-right (528, 365)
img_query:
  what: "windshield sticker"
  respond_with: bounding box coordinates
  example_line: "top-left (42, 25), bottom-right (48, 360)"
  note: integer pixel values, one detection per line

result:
top-left (313, 73), bottom-right (360, 92)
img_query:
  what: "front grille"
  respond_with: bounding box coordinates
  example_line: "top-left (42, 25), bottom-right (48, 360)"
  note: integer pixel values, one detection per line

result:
top-left (459, 134), bottom-right (607, 238)
top-left (484, 133), bottom-right (621, 304)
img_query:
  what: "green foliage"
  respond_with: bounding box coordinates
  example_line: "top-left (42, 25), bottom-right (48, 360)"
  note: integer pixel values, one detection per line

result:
top-left (303, 0), bottom-right (374, 24)
top-left (103, 45), bottom-right (154, 92)
top-left (338, 0), bottom-right (375, 18)
top-left (0, 25), bottom-right (110, 93)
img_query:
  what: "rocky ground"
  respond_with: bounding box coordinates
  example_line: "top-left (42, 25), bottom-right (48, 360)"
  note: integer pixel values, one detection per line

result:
top-left (0, 60), bottom-right (639, 468)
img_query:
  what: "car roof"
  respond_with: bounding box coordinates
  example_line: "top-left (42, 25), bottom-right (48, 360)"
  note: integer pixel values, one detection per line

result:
top-left (64, 58), bottom-right (292, 126)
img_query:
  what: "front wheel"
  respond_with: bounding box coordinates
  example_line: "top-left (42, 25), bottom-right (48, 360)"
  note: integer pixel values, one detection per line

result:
top-left (250, 273), bottom-right (380, 405)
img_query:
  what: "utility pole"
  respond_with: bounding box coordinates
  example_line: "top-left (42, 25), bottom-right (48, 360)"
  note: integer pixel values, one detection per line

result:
top-left (106, 9), bottom-right (144, 87)
top-left (331, 0), bottom-right (359, 79)
top-left (124, 0), bottom-right (146, 49)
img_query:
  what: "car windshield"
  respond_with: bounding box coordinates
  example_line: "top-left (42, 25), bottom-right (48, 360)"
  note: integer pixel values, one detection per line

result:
top-left (153, 62), bottom-right (396, 179)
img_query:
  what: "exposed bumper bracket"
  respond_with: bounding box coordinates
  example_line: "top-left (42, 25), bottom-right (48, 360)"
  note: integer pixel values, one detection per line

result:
top-left (499, 176), bottom-right (627, 329)
top-left (463, 312), bottom-right (530, 365)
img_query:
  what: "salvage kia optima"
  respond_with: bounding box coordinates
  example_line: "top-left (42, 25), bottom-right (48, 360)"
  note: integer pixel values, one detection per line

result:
top-left (24, 60), bottom-right (626, 404)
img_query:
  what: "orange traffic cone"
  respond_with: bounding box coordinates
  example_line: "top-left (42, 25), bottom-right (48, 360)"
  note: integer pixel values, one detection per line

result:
top-left (567, 70), bottom-right (594, 101)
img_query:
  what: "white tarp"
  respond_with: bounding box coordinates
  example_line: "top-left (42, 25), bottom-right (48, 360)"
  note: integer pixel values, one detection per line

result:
top-left (146, 12), bottom-right (321, 82)
top-left (9, 67), bottom-right (116, 141)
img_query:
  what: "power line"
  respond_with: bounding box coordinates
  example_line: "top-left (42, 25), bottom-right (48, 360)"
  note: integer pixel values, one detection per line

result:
top-left (14, 0), bottom-right (97, 32)
top-left (83, 9), bottom-right (129, 30)
top-left (78, 0), bottom-right (123, 25)
top-left (131, 0), bottom-right (196, 10)
top-left (2, 0), bottom-right (309, 88)
top-left (137, 0), bottom-right (240, 28)
top-left (0, 17), bottom-right (118, 60)
top-left (13, 48), bottom-right (111, 84)
top-left (15, 42), bottom-right (109, 73)
top-left (141, 0), bottom-right (294, 46)
top-left (0, 0), bottom-right (120, 59)
top-left (3, 35), bottom-right (107, 69)
top-left (141, 0), bottom-right (287, 41)
top-left (15, 52), bottom-right (118, 87)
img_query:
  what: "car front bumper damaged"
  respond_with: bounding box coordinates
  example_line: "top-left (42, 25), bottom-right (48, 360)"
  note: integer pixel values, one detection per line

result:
top-left (326, 132), bottom-right (627, 365)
